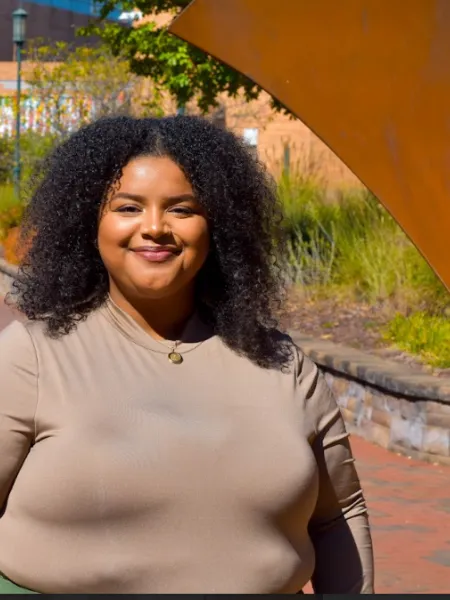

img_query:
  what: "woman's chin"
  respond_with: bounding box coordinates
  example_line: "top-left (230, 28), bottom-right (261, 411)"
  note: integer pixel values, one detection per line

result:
top-left (129, 279), bottom-right (182, 300)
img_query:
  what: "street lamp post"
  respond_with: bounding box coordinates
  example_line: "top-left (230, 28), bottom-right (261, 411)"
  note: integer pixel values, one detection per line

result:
top-left (12, 8), bottom-right (28, 200)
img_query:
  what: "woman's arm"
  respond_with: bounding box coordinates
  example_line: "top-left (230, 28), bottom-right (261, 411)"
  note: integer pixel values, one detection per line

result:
top-left (296, 351), bottom-right (374, 593)
top-left (0, 320), bottom-right (38, 508)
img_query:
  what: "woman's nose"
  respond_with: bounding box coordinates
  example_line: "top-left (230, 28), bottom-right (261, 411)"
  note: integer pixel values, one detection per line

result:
top-left (141, 208), bottom-right (168, 238)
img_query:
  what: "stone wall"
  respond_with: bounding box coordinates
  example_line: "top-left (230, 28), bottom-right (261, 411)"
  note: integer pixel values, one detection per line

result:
top-left (292, 333), bottom-right (450, 466)
top-left (0, 259), bottom-right (15, 296)
top-left (324, 372), bottom-right (450, 466)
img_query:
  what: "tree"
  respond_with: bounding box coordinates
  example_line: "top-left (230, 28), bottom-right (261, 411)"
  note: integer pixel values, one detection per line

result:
top-left (0, 40), bottom-right (161, 189)
top-left (24, 40), bottom-right (158, 137)
top-left (81, 0), bottom-right (287, 114)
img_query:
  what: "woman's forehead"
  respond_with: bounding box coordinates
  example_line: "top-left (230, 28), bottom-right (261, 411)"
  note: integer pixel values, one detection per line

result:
top-left (118, 156), bottom-right (193, 196)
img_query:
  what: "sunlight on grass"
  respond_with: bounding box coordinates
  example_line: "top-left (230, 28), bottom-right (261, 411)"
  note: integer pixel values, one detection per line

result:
top-left (384, 313), bottom-right (450, 368)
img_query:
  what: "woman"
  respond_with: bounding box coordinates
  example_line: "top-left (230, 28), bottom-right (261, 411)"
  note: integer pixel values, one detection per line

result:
top-left (0, 115), bottom-right (373, 594)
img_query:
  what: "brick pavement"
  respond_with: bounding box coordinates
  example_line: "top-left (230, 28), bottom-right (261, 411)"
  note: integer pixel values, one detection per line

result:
top-left (352, 436), bottom-right (450, 593)
top-left (0, 297), bottom-right (449, 593)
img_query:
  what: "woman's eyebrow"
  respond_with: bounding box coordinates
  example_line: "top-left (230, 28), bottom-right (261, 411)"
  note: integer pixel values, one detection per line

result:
top-left (164, 194), bottom-right (197, 203)
top-left (111, 192), bottom-right (196, 202)
top-left (111, 192), bottom-right (146, 202)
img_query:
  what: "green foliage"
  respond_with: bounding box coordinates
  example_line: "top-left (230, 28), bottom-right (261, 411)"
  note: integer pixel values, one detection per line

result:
top-left (0, 185), bottom-right (17, 212)
top-left (278, 176), bottom-right (449, 309)
top-left (0, 38), bottom-right (156, 201)
top-left (24, 39), bottom-right (154, 135)
top-left (384, 313), bottom-right (450, 368)
top-left (81, 0), bottom-right (288, 114)
top-left (0, 132), bottom-right (58, 188)
top-left (0, 185), bottom-right (24, 240)
top-left (0, 138), bottom-right (14, 185)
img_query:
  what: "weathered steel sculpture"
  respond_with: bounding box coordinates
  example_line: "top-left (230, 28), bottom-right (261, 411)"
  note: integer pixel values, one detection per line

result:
top-left (169, 0), bottom-right (450, 290)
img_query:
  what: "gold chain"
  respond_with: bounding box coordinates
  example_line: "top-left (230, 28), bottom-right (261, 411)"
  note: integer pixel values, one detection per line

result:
top-left (149, 338), bottom-right (205, 364)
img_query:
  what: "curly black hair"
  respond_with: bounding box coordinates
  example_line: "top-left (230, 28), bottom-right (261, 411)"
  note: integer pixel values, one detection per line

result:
top-left (10, 115), bottom-right (292, 369)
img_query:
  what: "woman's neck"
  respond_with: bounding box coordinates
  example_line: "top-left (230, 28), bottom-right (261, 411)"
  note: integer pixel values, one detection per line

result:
top-left (108, 284), bottom-right (196, 342)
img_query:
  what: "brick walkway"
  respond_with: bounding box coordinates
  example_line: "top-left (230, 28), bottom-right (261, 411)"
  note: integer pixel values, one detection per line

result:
top-left (352, 436), bottom-right (450, 593)
top-left (0, 297), bottom-right (449, 593)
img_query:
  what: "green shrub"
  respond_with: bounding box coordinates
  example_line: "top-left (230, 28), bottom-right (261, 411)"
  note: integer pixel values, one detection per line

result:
top-left (0, 185), bottom-right (24, 240)
top-left (0, 131), bottom-right (59, 190)
top-left (384, 312), bottom-right (450, 368)
top-left (0, 184), bottom-right (16, 211)
top-left (0, 137), bottom-right (14, 185)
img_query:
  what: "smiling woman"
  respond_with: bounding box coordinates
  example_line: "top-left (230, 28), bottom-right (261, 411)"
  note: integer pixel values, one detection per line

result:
top-left (0, 116), bottom-right (373, 594)
top-left (99, 156), bottom-right (210, 338)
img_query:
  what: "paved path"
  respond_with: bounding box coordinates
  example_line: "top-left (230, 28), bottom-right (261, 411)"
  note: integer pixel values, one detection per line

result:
top-left (352, 436), bottom-right (450, 593)
top-left (0, 297), bottom-right (449, 593)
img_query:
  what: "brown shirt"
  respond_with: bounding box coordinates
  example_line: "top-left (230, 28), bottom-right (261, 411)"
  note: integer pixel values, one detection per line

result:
top-left (0, 298), bottom-right (373, 593)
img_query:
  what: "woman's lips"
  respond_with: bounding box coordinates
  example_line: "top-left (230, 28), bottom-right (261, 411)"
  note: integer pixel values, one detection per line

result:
top-left (130, 247), bottom-right (180, 263)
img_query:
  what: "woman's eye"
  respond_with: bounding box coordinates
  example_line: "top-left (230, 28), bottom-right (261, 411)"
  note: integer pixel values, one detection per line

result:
top-left (115, 205), bottom-right (141, 213)
top-left (170, 206), bottom-right (194, 216)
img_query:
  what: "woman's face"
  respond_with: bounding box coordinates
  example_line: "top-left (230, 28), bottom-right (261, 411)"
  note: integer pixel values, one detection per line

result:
top-left (98, 155), bottom-right (210, 301)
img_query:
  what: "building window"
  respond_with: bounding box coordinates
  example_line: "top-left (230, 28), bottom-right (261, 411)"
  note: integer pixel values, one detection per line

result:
top-left (242, 128), bottom-right (259, 157)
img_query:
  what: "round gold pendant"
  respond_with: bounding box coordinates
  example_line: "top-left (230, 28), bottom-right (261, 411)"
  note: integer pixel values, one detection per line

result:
top-left (168, 351), bottom-right (183, 364)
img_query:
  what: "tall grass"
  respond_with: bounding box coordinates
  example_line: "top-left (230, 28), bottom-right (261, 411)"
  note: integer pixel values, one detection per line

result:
top-left (278, 173), bottom-right (449, 315)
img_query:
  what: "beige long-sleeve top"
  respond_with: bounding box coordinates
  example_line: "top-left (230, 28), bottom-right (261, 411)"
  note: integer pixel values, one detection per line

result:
top-left (0, 298), bottom-right (373, 594)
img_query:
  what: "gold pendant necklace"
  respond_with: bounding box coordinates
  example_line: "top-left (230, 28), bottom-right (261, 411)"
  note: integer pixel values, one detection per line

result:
top-left (167, 344), bottom-right (183, 364)
top-left (164, 339), bottom-right (185, 364)
top-left (154, 338), bottom-right (205, 365)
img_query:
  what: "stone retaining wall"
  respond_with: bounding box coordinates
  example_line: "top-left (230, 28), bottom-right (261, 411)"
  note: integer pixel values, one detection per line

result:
top-left (292, 333), bottom-right (450, 466)
top-left (0, 259), bottom-right (14, 296)
top-left (2, 258), bottom-right (450, 464)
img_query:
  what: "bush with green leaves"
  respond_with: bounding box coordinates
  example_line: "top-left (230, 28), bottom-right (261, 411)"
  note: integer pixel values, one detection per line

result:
top-left (384, 312), bottom-right (450, 368)
top-left (0, 131), bottom-right (58, 189)
top-left (0, 137), bottom-right (14, 185)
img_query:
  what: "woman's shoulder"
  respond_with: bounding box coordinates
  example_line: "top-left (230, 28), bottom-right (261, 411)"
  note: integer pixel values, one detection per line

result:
top-left (215, 328), bottom-right (316, 384)
top-left (0, 317), bottom-right (52, 351)
top-left (267, 330), bottom-right (318, 378)
top-left (0, 318), bottom-right (36, 355)
top-left (289, 337), bottom-right (340, 434)
top-left (0, 307), bottom-right (104, 356)
top-left (0, 320), bottom-right (39, 404)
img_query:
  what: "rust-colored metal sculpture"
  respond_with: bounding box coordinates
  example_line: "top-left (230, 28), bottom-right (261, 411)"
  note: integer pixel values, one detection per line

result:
top-left (169, 0), bottom-right (450, 290)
